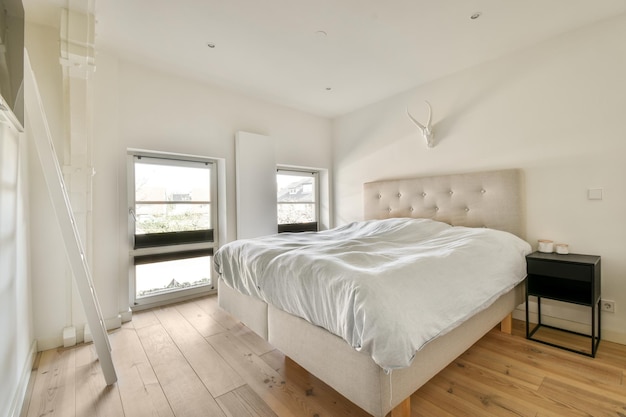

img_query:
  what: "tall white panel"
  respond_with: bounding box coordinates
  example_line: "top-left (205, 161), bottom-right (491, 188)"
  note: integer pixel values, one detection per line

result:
top-left (235, 131), bottom-right (277, 239)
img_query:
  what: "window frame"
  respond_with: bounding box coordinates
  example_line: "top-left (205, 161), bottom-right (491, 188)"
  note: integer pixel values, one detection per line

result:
top-left (128, 150), bottom-right (218, 308)
top-left (276, 167), bottom-right (319, 233)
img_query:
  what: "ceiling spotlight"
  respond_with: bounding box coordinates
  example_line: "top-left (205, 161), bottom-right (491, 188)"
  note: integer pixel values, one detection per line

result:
top-left (470, 12), bottom-right (481, 20)
top-left (326, 87), bottom-right (332, 91)
top-left (207, 43), bottom-right (216, 48)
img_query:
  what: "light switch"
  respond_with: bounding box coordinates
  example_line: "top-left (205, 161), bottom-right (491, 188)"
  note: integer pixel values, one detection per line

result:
top-left (588, 188), bottom-right (603, 200)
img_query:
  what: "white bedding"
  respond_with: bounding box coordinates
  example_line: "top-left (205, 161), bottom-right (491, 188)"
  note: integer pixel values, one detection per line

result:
top-left (214, 218), bottom-right (531, 371)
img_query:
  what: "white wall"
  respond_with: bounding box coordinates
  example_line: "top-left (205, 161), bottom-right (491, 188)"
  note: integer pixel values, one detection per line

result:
top-left (26, 23), bottom-right (71, 350)
top-left (25, 26), bottom-right (332, 347)
top-left (0, 121), bottom-right (34, 417)
top-left (332, 13), bottom-right (626, 343)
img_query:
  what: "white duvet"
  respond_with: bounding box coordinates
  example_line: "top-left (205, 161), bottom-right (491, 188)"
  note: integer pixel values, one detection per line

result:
top-left (214, 218), bottom-right (531, 371)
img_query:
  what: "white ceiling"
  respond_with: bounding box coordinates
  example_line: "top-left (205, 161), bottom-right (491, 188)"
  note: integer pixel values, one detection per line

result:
top-left (23, 0), bottom-right (626, 118)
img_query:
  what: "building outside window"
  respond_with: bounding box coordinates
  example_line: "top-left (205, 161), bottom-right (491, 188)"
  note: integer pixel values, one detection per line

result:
top-left (277, 168), bottom-right (318, 233)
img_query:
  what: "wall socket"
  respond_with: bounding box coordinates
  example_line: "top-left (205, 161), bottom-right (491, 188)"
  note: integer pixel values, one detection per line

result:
top-left (601, 299), bottom-right (615, 313)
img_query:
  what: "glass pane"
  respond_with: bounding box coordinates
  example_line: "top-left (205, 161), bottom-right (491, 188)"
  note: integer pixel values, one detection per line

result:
top-left (277, 173), bottom-right (315, 203)
top-left (135, 256), bottom-right (212, 299)
top-left (135, 160), bottom-right (211, 234)
top-left (277, 203), bottom-right (315, 224)
top-left (135, 203), bottom-right (211, 234)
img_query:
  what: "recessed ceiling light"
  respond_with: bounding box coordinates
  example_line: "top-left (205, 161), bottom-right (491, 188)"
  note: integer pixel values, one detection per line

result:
top-left (315, 30), bottom-right (328, 38)
top-left (326, 87), bottom-right (332, 91)
top-left (207, 43), bottom-right (216, 48)
top-left (470, 12), bottom-right (481, 20)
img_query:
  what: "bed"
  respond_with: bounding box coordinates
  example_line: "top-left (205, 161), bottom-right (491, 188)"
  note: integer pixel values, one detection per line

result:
top-left (216, 169), bottom-right (529, 417)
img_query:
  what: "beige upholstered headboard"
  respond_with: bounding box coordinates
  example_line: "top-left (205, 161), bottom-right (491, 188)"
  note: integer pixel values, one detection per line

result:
top-left (364, 169), bottom-right (525, 238)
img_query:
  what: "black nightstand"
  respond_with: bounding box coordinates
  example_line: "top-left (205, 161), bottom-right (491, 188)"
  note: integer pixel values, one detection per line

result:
top-left (525, 251), bottom-right (601, 357)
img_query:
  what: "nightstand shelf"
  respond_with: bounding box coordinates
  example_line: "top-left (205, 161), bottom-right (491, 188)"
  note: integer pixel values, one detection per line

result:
top-left (525, 251), bottom-right (601, 357)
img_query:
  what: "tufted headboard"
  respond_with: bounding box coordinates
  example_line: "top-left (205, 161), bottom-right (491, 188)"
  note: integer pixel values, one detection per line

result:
top-left (363, 169), bottom-right (525, 238)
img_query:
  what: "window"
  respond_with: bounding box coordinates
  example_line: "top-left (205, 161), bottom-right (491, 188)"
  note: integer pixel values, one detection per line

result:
top-left (128, 152), bottom-right (217, 307)
top-left (277, 168), bottom-right (318, 233)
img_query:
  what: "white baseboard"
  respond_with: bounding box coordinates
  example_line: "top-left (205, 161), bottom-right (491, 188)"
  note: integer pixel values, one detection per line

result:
top-left (8, 340), bottom-right (37, 417)
top-left (513, 306), bottom-right (626, 346)
top-left (37, 311), bottom-right (126, 351)
top-left (120, 308), bottom-right (132, 323)
top-left (104, 314), bottom-right (122, 331)
top-left (84, 315), bottom-right (123, 343)
top-left (36, 336), bottom-right (63, 352)
top-left (603, 328), bottom-right (626, 345)
top-left (63, 326), bottom-right (76, 347)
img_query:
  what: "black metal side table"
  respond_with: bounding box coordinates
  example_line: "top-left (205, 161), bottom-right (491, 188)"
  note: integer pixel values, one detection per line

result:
top-left (525, 251), bottom-right (601, 357)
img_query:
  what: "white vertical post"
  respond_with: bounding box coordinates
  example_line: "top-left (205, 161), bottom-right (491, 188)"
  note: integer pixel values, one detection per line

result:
top-left (24, 52), bottom-right (116, 385)
top-left (235, 131), bottom-right (277, 239)
top-left (59, 7), bottom-right (97, 342)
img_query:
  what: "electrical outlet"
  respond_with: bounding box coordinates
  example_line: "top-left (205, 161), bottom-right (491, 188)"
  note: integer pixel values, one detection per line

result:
top-left (601, 300), bottom-right (615, 313)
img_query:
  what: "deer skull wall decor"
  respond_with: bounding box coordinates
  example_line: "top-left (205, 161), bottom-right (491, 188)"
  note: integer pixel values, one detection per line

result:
top-left (406, 101), bottom-right (434, 148)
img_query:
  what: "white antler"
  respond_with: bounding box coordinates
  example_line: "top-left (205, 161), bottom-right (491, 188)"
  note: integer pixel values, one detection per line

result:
top-left (406, 101), bottom-right (434, 148)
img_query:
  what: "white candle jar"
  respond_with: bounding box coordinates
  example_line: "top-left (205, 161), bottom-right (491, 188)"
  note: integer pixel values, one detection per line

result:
top-left (538, 239), bottom-right (554, 253)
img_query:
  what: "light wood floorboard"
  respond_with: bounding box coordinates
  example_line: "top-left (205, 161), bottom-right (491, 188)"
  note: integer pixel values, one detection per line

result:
top-left (21, 295), bottom-right (626, 417)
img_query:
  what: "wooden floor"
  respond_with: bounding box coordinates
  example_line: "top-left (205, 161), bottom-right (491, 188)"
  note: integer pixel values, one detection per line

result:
top-left (21, 294), bottom-right (626, 417)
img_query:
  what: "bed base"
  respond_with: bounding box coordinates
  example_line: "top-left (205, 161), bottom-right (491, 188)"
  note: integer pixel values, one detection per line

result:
top-left (390, 311), bottom-right (512, 417)
top-left (219, 278), bottom-right (522, 417)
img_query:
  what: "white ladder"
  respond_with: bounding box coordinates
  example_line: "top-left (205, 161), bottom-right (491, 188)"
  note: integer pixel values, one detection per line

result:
top-left (24, 52), bottom-right (117, 385)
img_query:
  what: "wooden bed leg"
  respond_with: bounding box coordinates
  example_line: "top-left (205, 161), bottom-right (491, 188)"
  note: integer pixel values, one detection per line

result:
top-left (500, 313), bottom-right (512, 334)
top-left (390, 397), bottom-right (411, 417)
